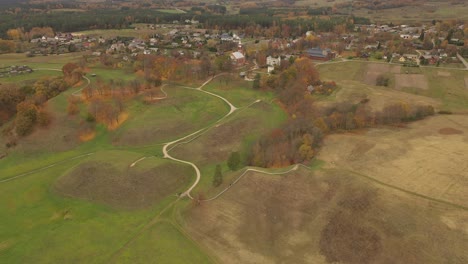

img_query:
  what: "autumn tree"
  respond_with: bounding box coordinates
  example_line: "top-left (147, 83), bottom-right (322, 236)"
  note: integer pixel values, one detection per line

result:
top-left (62, 63), bottom-right (82, 86)
top-left (37, 110), bottom-right (51, 127)
top-left (0, 84), bottom-right (26, 124)
top-left (298, 133), bottom-right (314, 161)
top-left (0, 39), bottom-right (16, 53)
top-left (15, 101), bottom-right (38, 136)
top-left (67, 96), bottom-right (81, 115)
top-left (6, 28), bottom-right (23, 40)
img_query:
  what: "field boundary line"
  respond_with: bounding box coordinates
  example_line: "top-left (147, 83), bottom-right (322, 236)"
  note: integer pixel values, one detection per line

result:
top-left (345, 169), bottom-right (468, 211)
top-left (0, 153), bottom-right (94, 183)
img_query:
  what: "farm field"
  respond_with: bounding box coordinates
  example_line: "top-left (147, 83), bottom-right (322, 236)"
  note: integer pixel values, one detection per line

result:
top-left (349, 2), bottom-right (468, 23)
top-left (184, 166), bottom-right (468, 264)
top-left (318, 114), bottom-right (468, 209)
top-left (318, 61), bottom-right (468, 112)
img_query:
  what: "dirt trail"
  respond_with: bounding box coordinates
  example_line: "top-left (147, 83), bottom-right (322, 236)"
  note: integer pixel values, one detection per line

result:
top-left (162, 75), bottom-right (238, 199)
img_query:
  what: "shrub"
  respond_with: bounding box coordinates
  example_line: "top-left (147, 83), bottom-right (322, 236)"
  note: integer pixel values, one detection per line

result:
top-left (376, 75), bottom-right (389, 86)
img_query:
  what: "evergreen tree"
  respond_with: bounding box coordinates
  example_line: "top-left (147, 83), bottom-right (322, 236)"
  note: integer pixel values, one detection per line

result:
top-left (213, 164), bottom-right (223, 187)
top-left (253, 73), bottom-right (260, 89)
top-left (227, 151), bottom-right (241, 171)
top-left (419, 31), bottom-right (425, 41)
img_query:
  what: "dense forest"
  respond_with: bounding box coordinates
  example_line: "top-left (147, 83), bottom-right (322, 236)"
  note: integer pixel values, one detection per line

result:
top-left (0, 5), bottom-right (370, 39)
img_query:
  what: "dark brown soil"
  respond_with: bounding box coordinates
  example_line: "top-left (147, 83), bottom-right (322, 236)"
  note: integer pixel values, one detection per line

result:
top-left (439, 127), bottom-right (464, 135)
top-left (54, 161), bottom-right (190, 209)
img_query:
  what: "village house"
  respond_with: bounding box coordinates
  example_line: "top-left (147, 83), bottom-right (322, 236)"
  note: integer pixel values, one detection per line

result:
top-left (230, 51), bottom-right (245, 66)
top-left (266, 56), bottom-right (281, 73)
top-left (306, 47), bottom-right (335, 61)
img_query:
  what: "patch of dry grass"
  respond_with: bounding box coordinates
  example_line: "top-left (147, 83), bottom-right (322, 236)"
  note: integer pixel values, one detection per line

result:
top-left (318, 114), bottom-right (468, 208)
top-left (183, 167), bottom-right (468, 263)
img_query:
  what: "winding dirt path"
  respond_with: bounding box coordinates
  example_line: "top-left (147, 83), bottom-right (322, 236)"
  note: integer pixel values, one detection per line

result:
top-left (162, 75), bottom-right (238, 199)
top-left (33, 68), bottom-right (91, 96)
top-left (202, 165), bottom-right (300, 202)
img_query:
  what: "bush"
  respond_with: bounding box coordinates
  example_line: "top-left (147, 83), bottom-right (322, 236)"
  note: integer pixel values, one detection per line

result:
top-left (376, 75), bottom-right (390, 86)
top-left (227, 151), bottom-right (241, 171)
top-left (86, 113), bottom-right (96, 123)
top-left (438, 110), bottom-right (452, 115)
top-left (212, 164), bottom-right (223, 187)
top-left (37, 111), bottom-right (51, 127)
top-left (15, 114), bottom-right (35, 136)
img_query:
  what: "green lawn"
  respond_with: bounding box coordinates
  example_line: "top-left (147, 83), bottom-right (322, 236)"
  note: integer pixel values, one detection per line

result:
top-left (204, 76), bottom-right (276, 107)
top-left (0, 158), bottom-right (180, 263)
top-left (117, 221), bottom-right (212, 264)
top-left (112, 86), bottom-right (227, 146)
top-left (0, 59), bottom-right (290, 263)
top-left (317, 61), bottom-right (468, 112)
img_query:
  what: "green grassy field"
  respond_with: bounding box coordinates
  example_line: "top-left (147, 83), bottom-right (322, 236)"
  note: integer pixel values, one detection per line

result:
top-left (0, 57), bottom-right (285, 263)
top-left (0, 157), bottom-right (184, 263)
top-left (317, 61), bottom-right (468, 112)
top-left (2, 53), bottom-right (467, 263)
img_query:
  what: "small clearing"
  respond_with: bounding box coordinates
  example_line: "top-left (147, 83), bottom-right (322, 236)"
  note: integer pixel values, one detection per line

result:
top-left (363, 64), bottom-right (400, 86)
top-left (395, 74), bottom-right (429, 90)
top-left (437, 71), bottom-right (451, 77)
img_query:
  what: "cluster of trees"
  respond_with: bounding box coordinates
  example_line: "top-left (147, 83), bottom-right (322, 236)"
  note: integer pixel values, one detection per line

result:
top-left (212, 151), bottom-right (241, 187)
top-left (338, 0), bottom-right (419, 10)
top-left (248, 58), bottom-right (435, 168)
top-left (0, 39), bottom-right (15, 53)
top-left (76, 78), bottom-right (126, 127)
top-left (0, 75), bottom-right (65, 142)
top-left (310, 81), bottom-right (338, 95)
top-left (14, 101), bottom-right (50, 137)
top-left (1, 76), bottom-right (67, 121)
top-left (86, 97), bottom-right (124, 127)
top-left (62, 63), bottom-right (83, 86)
top-left (132, 53), bottom-right (222, 85)
top-left (0, 84), bottom-right (26, 126)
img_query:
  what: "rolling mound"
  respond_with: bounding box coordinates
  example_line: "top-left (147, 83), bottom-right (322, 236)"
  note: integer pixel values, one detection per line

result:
top-left (55, 161), bottom-right (190, 209)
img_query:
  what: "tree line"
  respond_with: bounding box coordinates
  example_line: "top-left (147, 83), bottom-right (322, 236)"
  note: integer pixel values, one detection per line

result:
top-left (248, 58), bottom-right (435, 168)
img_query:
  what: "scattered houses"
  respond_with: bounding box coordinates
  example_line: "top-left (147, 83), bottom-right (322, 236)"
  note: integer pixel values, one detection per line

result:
top-left (0, 65), bottom-right (33, 78)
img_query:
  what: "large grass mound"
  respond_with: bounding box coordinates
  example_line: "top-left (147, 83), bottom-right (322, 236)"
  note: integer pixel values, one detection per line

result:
top-left (184, 167), bottom-right (468, 263)
top-left (112, 86), bottom-right (227, 146)
top-left (54, 151), bottom-right (191, 209)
